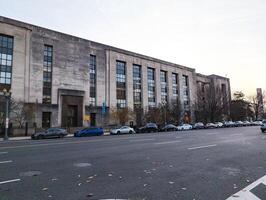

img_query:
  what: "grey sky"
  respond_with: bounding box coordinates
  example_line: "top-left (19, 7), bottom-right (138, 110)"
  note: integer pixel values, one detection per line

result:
top-left (1, 0), bottom-right (266, 96)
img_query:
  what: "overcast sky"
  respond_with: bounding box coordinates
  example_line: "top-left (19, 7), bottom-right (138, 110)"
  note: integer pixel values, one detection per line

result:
top-left (1, 0), bottom-right (266, 96)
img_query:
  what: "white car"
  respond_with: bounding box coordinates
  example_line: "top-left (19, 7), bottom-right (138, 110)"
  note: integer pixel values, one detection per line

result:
top-left (215, 122), bottom-right (223, 128)
top-left (177, 124), bottom-right (193, 131)
top-left (110, 126), bottom-right (135, 135)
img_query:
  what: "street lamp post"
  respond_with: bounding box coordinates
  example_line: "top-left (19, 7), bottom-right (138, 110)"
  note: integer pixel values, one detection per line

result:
top-left (2, 88), bottom-right (11, 141)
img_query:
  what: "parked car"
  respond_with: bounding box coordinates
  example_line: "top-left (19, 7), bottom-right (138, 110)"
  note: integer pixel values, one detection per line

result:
top-left (110, 126), bottom-right (135, 135)
top-left (214, 122), bottom-right (223, 128)
top-left (205, 123), bottom-right (217, 129)
top-left (243, 120), bottom-right (251, 126)
top-left (161, 124), bottom-right (178, 132)
top-left (74, 127), bottom-right (104, 137)
top-left (261, 120), bottom-right (266, 133)
top-left (177, 124), bottom-right (193, 131)
top-left (224, 121), bottom-right (235, 127)
top-left (31, 128), bottom-right (68, 140)
top-left (235, 121), bottom-right (244, 127)
top-left (252, 121), bottom-right (263, 126)
top-left (193, 122), bottom-right (205, 129)
top-left (137, 123), bottom-right (158, 133)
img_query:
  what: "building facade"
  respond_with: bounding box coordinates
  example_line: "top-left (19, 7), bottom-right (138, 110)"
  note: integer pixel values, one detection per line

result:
top-left (0, 16), bottom-right (231, 128)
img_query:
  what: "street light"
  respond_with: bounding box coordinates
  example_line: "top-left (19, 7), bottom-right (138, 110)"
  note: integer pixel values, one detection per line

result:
top-left (2, 88), bottom-right (11, 141)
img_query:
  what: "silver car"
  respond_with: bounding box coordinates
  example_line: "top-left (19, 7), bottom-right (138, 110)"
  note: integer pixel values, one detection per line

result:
top-left (110, 126), bottom-right (135, 135)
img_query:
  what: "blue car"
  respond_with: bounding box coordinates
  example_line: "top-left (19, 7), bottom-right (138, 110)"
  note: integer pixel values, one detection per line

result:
top-left (74, 127), bottom-right (104, 137)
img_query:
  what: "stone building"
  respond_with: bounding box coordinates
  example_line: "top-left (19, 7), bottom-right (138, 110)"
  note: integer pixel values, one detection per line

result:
top-left (0, 16), bottom-right (231, 128)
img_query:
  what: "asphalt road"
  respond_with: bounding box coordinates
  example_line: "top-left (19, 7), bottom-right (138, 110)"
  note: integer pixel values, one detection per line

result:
top-left (0, 126), bottom-right (265, 200)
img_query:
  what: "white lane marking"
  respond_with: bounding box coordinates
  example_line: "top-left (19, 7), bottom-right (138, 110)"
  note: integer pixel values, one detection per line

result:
top-left (175, 136), bottom-right (182, 139)
top-left (0, 179), bottom-right (21, 185)
top-left (0, 152), bottom-right (8, 155)
top-left (0, 160), bottom-right (12, 164)
top-left (206, 132), bottom-right (219, 135)
top-left (230, 133), bottom-right (243, 137)
top-left (226, 175), bottom-right (266, 200)
top-left (154, 140), bottom-right (182, 145)
top-left (188, 144), bottom-right (217, 150)
top-left (130, 139), bottom-right (155, 142)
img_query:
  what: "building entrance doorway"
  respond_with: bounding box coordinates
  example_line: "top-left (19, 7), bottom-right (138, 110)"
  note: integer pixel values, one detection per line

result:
top-left (67, 105), bottom-right (78, 127)
top-left (61, 95), bottom-right (83, 127)
top-left (90, 113), bottom-right (96, 127)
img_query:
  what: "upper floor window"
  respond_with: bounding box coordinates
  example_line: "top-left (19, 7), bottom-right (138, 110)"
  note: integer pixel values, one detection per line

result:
top-left (43, 45), bottom-right (53, 104)
top-left (89, 55), bottom-right (96, 106)
top-left (0, 35), bottom-right (13, 86)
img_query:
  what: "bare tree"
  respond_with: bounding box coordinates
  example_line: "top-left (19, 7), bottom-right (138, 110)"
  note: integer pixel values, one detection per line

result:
top-left (194, 85), bottom-right (230, 123)
top-left (248, 92), bottom-right (265, 120)
top-left (110, 107), bottom-right (134, 125)
top-left (9, 100), bottom-right (35, 128)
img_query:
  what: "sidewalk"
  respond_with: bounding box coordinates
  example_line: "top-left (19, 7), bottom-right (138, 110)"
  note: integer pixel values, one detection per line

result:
top-left (0, 134), bottom-right (74, 142)
top-left (0, 132), bottom-right (110, 142)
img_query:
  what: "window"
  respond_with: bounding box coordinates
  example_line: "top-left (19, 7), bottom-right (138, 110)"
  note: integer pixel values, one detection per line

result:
top-left (182, 75), bottom-right (189, 111)
top-left (133, 64), bottom-right (142, 108)
top-left (147, 68), bottom-right (156, 107)
top-left (172, 73), bottom-right (178, 99)
top-left (90, 55), bottom-right (96, 106)
top-left (160, 71), bottom-right (167, 103)
top-left (116, 61), bottom-right (127, 108)
top-left (43, 45), bottom-right (53, 104)
top-left (0, 35), bottom-right (13, 86)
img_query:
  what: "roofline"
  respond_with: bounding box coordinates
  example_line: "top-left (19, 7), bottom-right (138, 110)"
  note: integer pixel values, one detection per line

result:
top-left (0, 15), bottom-right (195, 72)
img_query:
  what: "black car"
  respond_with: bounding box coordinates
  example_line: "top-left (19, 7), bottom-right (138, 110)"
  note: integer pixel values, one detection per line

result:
top-left (31, 128), bottom-right (68, 139)
top-left (161, 124), bottom-right (178, 132)
top-left (137, 123), bottom-right (158, 133)
top-left (261, 120), bottom-right (266, 133)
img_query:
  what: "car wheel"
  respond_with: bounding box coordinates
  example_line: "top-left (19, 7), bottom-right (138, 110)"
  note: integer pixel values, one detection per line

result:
top-left (129, 130), bottom-right (133, 134)
top-left (59, 134), bottom-right (64, 138)
top-left (117, 131), bottom-right (121, 135)
top-left (37, 135), bottom-right (43, 140)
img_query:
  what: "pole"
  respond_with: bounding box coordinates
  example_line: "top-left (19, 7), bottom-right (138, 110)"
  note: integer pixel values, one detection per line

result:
top-left (4, 96), bottom-right (9, 141)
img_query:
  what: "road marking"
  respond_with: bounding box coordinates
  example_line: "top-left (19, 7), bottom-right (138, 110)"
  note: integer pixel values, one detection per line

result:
top-left (0, 151), bottom-right (8, 155)
top-left (0, 179), bottom-right (21, 185)
top-left (130, 139), bottom-right (155, 142)
top-left (0, 160), bottom-right (12, 164)
top-left (188, 144), bottom-right (217, 150)
top-left (226, 175), bottom-right (266, 200)
top-left (206, 132), bottom-right (219, 135)
top-left (154, 140), bottom-right (182, 145)
top-left (0, 138), bottom-right (126, 150)
top-left (230, 133), bottom-right (243, 137)
top-left (175, 136), bottom-right (182, 139)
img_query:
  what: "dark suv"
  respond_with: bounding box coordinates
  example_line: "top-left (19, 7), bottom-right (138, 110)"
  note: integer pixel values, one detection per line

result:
top-left (137, 123), bottom-right (158, 133)
top-left (261, 120), bottom-right (266, 133)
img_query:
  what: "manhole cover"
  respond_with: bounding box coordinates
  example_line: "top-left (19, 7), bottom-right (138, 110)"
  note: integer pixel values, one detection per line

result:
top-left (73, 163), bottom-right (92, 168)
top-left (20, 171), bottom-right (42, 177)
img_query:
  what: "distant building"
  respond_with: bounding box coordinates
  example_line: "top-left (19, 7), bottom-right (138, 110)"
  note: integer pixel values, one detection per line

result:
top-left (257, 88), bottom-right (264, 120)
top-left (0, 16), bottom-right (231, 128)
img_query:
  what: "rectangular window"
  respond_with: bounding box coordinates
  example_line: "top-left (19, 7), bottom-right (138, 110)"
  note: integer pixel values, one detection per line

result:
top-left (172, 73), bottom-right (178, 99)
top-left (147, 67), bottom-right (156, 107)
top-left (160, 70), bottom-right (167, 103)
top-left (133, 64), bottom-right (142, 109)
top-left (89, 55), bottom-right (96, 106)
top-left (116, 61), bottom-right (126, 108)
top-left (0, 35), bottom-right (13, 87)
top-left (182, 75), bottom-right (189, 110)
top-left (43, 45), bottom-right (53, 104)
